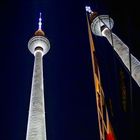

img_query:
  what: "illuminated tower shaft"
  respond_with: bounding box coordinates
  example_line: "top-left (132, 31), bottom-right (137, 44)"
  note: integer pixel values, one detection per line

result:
top-left (26, 50), bottom-right (46, 140)
top-left (26, 14), bottom-right (50, 140)
top-left (91, 14), bottom-right (140, 87)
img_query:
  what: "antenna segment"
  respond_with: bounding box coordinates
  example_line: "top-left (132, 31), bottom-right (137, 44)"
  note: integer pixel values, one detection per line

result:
top-left (38, 12), bottom-right (42, 30)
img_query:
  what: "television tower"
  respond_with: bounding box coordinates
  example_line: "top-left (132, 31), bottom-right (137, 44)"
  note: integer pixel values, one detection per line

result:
top-left (26, 13), bottom-right (50, 140)
top-left (87, 8), bottom-right (140, 87)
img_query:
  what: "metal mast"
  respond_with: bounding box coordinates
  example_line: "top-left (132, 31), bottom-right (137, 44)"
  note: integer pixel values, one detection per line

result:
top-left (26, 13), bottom-right (50, 140)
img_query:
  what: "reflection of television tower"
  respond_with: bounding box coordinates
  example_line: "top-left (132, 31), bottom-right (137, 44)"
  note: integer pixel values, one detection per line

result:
top-left (26, 13), bottom-right (50, 140)
top-left (86, 7), bottom-right (115, 140)
top-left (87, 8), bottom-right (140, 87)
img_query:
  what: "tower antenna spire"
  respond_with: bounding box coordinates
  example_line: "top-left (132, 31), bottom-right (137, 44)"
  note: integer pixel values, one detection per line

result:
top-left (38, 12), bottom-right (42, 30)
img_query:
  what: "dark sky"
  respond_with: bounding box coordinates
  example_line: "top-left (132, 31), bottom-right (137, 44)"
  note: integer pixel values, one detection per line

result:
top-left (0, 0), bottom-right (140, 140)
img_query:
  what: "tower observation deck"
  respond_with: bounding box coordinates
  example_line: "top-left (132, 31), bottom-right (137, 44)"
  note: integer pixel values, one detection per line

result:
top-left (26, 13), bottom-right (50, 140)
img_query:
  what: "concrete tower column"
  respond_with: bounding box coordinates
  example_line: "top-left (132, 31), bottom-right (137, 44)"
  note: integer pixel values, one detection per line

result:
top-left (26, 13), bottom-right (50, 140)
top-left (102, 28), bottom-right (140, 86)
top-left (90, 12), bottom-right (140, 87)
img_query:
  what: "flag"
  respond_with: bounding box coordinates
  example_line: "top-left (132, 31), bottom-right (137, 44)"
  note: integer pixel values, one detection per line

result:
top-left (106, 109), bottom-right (116, 140)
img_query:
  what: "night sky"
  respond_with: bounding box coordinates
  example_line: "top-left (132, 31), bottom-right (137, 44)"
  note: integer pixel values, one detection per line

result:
top-left (0, 0), bottom-right (140, 140)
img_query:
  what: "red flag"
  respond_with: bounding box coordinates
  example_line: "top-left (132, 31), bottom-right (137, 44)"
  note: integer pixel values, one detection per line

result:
top-left (106, 109), bottom-right (116, 140)
top-left (106, 134), bottom-right (115, 140)
top-left (106, 123), bottom-right (115, 140)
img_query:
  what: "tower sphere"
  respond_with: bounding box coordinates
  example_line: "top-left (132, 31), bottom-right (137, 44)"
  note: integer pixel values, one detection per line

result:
top-left (28, 13), bottom-right (50, 56)
top-left (91, 15), bottom-right (114, 36)
top-left (28, 33), bottom-right (50, 56)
